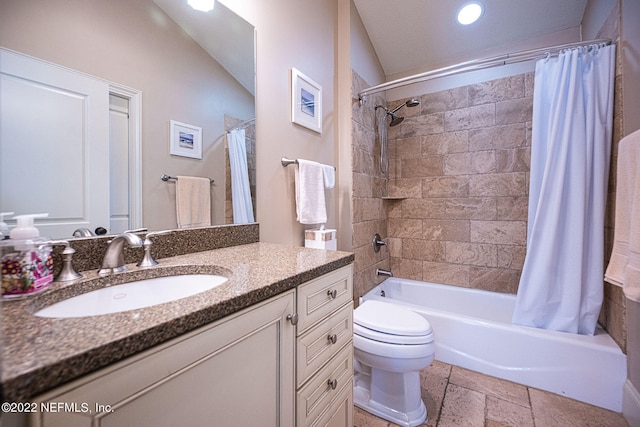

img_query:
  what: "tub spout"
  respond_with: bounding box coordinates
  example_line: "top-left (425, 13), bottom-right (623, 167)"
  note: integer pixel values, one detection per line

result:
top-left (376, 268), bottom-right (393, 277)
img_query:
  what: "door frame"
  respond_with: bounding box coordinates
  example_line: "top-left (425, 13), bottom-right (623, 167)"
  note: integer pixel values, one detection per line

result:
top-left (109, 83), bottom-right (142, 230)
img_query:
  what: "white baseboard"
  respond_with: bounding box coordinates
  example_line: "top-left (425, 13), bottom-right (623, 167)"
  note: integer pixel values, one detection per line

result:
top-left (623, 379), bottom-right (640, 427)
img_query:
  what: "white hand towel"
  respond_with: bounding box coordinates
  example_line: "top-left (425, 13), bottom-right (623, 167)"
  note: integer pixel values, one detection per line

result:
top-left (295, 160), bottom-right (327, 224)
top-left (605, 129), bottom-right (640, 301)
top-left (322, 164), bottom-right (335, 189)
top-left (176, 176), bottom-right (211, 229)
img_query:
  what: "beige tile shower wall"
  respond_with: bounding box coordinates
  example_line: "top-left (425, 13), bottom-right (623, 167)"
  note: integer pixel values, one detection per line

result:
top-left (598, 0), bottom-right (625, 352)
top-left (351, 71), bottom-right (390, 302)
top-left (387, 74), bottom-right (533, 294)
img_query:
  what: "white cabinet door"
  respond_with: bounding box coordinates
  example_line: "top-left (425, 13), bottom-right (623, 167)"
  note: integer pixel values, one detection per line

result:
top-left (0, 48), bottom-right (110, 238)
top-left (32, 291), bottom-right (296, 427)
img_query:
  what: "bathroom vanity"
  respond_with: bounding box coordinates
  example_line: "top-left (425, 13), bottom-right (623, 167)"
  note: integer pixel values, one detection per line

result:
top-left (295, 266), bottom-right (353, 426)
top-left (1, 241), bottom-right (354, 426)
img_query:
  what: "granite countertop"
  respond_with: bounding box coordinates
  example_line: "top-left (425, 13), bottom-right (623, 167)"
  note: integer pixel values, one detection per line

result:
top-left (1, 242), bottom-right (354, 402)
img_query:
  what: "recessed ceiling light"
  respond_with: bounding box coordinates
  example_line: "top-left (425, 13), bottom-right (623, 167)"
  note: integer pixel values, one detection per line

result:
top-left (457, 1), bottom-right (484, 25)
top-left (188, 0), bottom-right (215, 12)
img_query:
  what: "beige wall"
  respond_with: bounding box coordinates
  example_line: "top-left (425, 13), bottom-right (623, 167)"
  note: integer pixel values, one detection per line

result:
top-left (349, 1), bottom-right (385, 92)
top-left (224, 0), bottom-right (341, 247)
top-left (0, 0), bottom-right (254, 230)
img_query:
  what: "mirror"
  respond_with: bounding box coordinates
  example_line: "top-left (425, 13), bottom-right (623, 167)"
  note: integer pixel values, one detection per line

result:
top-left (0, 0), bottom-right (256, 239)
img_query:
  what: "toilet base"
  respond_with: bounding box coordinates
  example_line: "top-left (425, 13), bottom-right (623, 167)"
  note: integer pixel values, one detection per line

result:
top-left (354, 384), bottom-right (427, 427)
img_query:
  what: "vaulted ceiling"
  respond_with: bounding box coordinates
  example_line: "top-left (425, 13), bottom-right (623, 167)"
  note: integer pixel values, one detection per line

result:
top-left (353, 0), bottom-right (588, 79)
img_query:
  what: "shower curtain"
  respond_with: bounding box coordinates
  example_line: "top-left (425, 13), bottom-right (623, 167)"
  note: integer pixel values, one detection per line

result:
top-left (512, 44), bottom-right (615, 335)
top-left (227, 128), bottom-right (255, 224)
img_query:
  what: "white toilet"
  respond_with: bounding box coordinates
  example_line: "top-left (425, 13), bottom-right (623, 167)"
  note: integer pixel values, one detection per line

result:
top-left (353, 300), bottom-right (435, 427)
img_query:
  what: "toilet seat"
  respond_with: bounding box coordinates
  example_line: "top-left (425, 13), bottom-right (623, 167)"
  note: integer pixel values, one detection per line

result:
top-left (354, 323), bottom-right (433, 345)
top-left (354, 300), bottom-right (433, 345)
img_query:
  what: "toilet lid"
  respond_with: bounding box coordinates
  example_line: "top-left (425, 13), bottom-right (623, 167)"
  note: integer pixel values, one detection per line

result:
top-left (354, 300), bottom-right (432, 337)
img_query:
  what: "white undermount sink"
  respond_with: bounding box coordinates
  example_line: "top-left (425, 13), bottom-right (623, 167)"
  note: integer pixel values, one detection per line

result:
top-left (35, 274), bottom-right (228, 318)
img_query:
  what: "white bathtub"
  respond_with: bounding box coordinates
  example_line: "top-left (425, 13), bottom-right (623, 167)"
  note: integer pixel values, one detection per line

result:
top-left (361, 277), bottom-right (627, 412)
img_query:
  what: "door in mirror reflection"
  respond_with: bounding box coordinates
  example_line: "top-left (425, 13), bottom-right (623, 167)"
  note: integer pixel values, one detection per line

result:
top-left (1, 49), bottom-right (110, 237)
top-left (109, 93), bottom-right (131, 234)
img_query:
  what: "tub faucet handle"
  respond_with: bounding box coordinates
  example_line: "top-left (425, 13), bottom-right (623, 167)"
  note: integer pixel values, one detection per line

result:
top-left (373, 233), bottom-right (386, 252)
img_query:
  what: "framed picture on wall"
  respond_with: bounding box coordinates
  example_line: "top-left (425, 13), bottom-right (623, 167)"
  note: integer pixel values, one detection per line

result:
top-left (291, 67), bottom-right (322, 133)
top-left (169, 120), bottom-right (202, 159)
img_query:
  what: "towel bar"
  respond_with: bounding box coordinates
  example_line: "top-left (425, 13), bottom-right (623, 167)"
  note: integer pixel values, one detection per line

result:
top-left (281, 157), bottom-right (298, 167)
top-left (161, 174), bottom-right (214, 184)
top-left (281, 157), bottom-right (335, 170)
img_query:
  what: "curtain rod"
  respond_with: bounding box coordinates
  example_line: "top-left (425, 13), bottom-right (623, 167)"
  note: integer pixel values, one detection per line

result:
top-left (358, 38), bottom-right (612, 103)
top-left (226, 117), bottom-right (255, 133)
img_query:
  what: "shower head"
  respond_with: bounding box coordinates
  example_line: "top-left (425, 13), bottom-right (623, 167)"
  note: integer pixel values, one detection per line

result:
top-left (386, 98), bottom-right (420, 126)
top-left (388, 112), bottom-right (404, 126)
top-left (406, 98), bottom-right (420, 107)
top-left (375, 98), bottom-right (420, 127)
top-left (390, 98), bottom-right (420, 114)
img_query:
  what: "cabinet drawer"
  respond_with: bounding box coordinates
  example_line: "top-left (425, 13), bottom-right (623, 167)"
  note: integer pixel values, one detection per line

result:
top-left (310, 379), bottom-right (353, 427)
top-left (297, 302), bottom-right (353, 387)
top-left (297, 265), bottom-right (352, 333)
top-left (296, 344), bottom-right (353, 427)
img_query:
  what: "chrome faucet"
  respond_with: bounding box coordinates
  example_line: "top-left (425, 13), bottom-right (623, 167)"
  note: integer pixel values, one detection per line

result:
top-left (98, 232), bottom-right (144, 276)
top-left (72, 227), bottom-right (94, 237)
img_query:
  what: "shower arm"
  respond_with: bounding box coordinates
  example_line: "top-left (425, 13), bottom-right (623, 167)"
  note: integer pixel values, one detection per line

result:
top-left (389, 103), bottom-right (406, 114)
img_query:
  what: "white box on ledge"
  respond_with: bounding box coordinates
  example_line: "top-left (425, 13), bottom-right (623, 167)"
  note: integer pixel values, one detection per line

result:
top-left (304, 228), bottom-right (337, 250)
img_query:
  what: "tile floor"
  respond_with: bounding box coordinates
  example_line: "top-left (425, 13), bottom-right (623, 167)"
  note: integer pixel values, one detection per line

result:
top-left (353, 361), bottom-right (629, 427)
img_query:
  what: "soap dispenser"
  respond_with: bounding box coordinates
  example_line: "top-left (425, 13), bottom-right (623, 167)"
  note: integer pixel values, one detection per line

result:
top-left (1, 213), bottom-right (54, 299)
top-left (0, 212), bottom-right (13, 240)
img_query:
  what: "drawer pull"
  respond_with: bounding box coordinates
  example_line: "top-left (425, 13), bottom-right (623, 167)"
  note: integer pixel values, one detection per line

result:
top-left (327, 379), bottom-right (338, 390)
top-left (286, 313), bottom-right (298, 325)
top-left (327, 289), bottom-right (337, 299)
top-left (328, 334), bottom-right (338, 344)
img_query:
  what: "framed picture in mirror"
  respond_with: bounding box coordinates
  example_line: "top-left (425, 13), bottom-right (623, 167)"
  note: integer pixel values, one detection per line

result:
top-left (170, 120), bottom-right (202, 159)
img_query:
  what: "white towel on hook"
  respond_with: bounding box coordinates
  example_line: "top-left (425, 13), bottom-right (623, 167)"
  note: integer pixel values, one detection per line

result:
top-left (295, 159), bottom-right (327, 224)
top-left (176, 176), bottom-right (211, 229)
